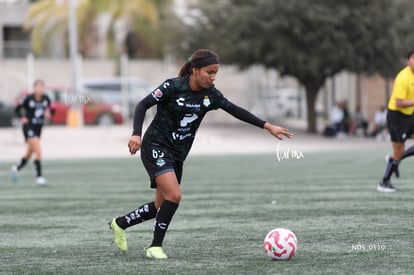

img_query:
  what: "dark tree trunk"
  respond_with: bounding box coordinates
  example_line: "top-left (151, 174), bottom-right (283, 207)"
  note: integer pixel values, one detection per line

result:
top-left (303, 80), bottom-right (324, 133)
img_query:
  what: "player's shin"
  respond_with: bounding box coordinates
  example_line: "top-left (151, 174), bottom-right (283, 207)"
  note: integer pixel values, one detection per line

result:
top-left (383, 158), bottom-right (399, 181)
top-left (16, 158), bottom-right (28, 170)
top-left (150, 200), bottom-right (179, 247)
top-left (115, 201), bottom-right (157, 229)
top-left (400, 144), bottom-right (414, 161)
top-left (34, 159), bottom-right (42, 177)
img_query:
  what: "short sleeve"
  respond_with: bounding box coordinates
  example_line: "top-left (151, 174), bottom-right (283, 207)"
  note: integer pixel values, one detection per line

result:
top-left (393, 73), bottom-right (408, 99)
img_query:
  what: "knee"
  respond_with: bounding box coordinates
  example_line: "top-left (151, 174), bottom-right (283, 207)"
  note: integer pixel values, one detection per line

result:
top-left (168, 190), bottom-right (182, 204)
top-left (34, 152), bottom-right (42, 160)
top-left (157, 189), bottom-right (182, 206)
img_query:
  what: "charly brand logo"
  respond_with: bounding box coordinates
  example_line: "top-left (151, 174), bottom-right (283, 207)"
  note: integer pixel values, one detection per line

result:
top-left (276, 142), bottom-right (304, 162)
top-left (176, 97), bottom-right (185, 106)
top-left (63, 89), bottom-right (93, 106)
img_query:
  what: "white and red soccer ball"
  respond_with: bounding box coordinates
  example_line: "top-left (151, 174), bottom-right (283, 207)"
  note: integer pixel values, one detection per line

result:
top-left (263, 228), bottom-right (298, 260)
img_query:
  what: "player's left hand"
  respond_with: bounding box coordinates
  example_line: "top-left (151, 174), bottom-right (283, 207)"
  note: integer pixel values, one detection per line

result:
top-left (44, 109), bottom-right (52, 120)
top-left (128, 135), bottom-right (142, 155)
top-left (264, 122), bottom-right (293, 140)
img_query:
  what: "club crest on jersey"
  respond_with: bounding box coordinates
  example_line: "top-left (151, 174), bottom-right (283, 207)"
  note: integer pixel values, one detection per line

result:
top-left (156, 158), bottom-right (166, 167)
top-left (203, 96), bottom-right (210, 107)
top-left (151, 89), bottom-right (163, 101)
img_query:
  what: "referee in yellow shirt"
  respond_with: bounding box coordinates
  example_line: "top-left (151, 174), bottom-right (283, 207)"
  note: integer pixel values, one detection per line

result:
top-left (379, 49), bottom-right (414, 192)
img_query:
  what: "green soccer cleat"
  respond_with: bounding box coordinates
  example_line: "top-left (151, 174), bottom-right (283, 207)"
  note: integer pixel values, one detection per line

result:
top-left (146, 246), bottom-right (168, 260)
top-left (109, 218), bottom-right (127, 252)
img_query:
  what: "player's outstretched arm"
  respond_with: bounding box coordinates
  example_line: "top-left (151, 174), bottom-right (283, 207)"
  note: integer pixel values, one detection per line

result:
top-left (263, 122), bottom-right (293, 140)
top-left (128, 135), bottom-right (141, 155)
top-left (221, 102), bottom-right (293, 140)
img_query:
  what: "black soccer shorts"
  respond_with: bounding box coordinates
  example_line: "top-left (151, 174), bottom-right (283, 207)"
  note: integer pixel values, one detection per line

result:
top-left (387, 110), bottom-right (414, 143)
top-left (22, 124), bottom-right (42, 141)
top-left (140, 142), bottom-right (183, 189)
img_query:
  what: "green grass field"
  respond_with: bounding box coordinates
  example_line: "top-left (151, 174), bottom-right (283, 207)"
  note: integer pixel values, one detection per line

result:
top-left (1, 150), bottom-right (413, 274)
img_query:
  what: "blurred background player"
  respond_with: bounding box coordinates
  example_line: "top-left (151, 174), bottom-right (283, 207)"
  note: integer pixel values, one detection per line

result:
top-left (109, 49), bottom-right (293, 259)
top-left (378, 49), bottom-right (414, 192)
top-left (12, 79), bottom-right (53, 186)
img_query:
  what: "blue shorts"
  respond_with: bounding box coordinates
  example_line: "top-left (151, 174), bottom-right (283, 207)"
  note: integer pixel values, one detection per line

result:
top-left (140, 142), bottom-right (183, 189)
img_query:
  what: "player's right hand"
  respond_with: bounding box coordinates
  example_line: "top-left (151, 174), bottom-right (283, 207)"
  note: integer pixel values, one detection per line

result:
top-left (128, 135), bottom-right (141, 155)
top-left (21, 117), bottom-right (29, 124)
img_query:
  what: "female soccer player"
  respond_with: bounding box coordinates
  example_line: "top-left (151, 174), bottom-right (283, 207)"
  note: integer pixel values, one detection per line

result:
top-left (378, 48), bottom-right (414, 192)
top-left (12, 79), bottom-right (52, 186)
top-left (110, 49), bottom-right (293, 259)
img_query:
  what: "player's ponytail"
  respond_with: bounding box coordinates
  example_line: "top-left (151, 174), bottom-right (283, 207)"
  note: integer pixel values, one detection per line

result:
top-left (178, 59), bottom-right (192, 77)
top-left (178, 49), bottom-right (219, 77)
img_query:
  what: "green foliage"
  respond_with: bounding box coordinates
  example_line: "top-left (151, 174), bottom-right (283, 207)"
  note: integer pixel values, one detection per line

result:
top-left (25, 0), bottom-right (165, 59)
top-left (186, 0), bottom-right (406, 79)
top-left (179, 0), bottom-right (413, 132)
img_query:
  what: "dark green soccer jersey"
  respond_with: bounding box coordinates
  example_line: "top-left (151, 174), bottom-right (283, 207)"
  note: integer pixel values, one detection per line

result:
top-left (133, 75), bottom-right (265, 161)
top-left (15, 94), bottom-right (51, 125)
top-left (140, 76), bottom-right (230, 161)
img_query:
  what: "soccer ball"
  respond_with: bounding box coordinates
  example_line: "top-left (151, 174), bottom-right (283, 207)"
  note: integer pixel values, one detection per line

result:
top-left (263, 228), bottom-right (298, 260)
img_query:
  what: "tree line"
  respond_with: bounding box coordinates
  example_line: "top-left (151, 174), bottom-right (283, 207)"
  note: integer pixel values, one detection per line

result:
top-left (26, 0), bottom-right (414, 132)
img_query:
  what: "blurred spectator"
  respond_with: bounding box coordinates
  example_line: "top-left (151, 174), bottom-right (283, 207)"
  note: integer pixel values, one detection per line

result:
top-left (342, 100), bottom-right (351, 133)
top-left (349, 104), bottom-right (368, 136)
top-left (323, 101), bottom-right (347, 137)
top-left (370, 106), bottom-right (387, 138)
